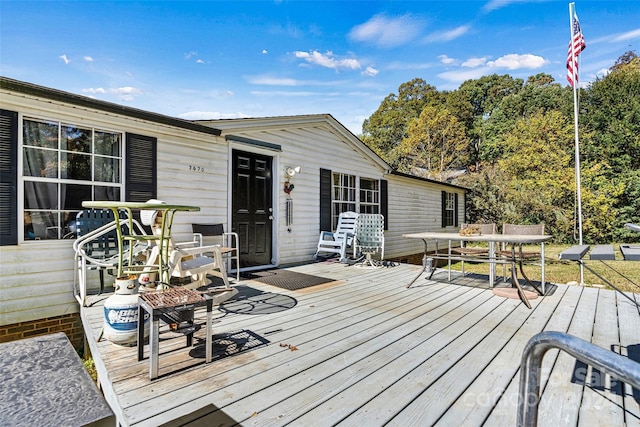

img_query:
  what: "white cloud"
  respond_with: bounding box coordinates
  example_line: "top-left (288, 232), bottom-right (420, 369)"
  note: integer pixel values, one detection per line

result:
top-left (438, 67), bottom-right (491, 83)
top-left (196, 59), bottom-right (205, 64)
top-left (81, 86), bottom-right (142, 101)
top-left (262, 49), bottom-right (268, 54)
top-left (294, 50), bottom-right (361, 71)
top-left (361, 66), bottom-right (379, 77)
top-left (184, 51), bottom-right (198, 59)
top-left (438, 55), bottom-right (457, 65)
top-left (83, 56), bottom-right (93, 62)
top-left (611, 28), bottom-right (640, 42)
top-left (178, 111), bottom-right (250, 120)
top-left (424, 25), bottom-right (471, 43)
top-left (59, 54), bottom-right (70, 64)
top-left (82, 87), bottom-right (106, 94)
top-left (247, 75), bottom-right (344, 87)
top-left (487, 53), bottom-right (548, 69)
top-left (483, 0), bottom-right (527, 13)
top-left (462, 57), bottom-right (488, 68)
top-left (595, 68), bottom-right (610, 78)
top-left (349, 14), bottom-right (423, 48)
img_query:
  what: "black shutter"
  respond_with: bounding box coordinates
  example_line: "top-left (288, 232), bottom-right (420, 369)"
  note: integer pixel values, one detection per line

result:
top-left (454, 193), bottom-right (459, 227)
top-left (0, 109), bottom-right (18, 246)
top-left (125, 133), bottom-right (157, 202)
top-left (441, 191), bottom-right (446, 228)
top-left (319, 168), bottom-right (332, 232)
top-left (381, 179), bottom-right (388, 230)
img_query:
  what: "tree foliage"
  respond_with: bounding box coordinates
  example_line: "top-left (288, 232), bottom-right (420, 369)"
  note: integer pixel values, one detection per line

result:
top-left (361, 52), bottom-right (640, 243)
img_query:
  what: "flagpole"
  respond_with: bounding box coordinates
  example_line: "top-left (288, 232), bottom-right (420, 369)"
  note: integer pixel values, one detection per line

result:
top-left (569, 2), bottom-right (584, 284)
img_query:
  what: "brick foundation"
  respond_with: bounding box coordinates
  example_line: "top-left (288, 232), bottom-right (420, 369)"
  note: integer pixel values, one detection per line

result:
top-left (0, 313), bottom-right (85, 352)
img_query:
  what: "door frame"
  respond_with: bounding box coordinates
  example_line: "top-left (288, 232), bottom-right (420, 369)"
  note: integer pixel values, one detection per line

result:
top-left (227, 141), bottom-right (280, 271)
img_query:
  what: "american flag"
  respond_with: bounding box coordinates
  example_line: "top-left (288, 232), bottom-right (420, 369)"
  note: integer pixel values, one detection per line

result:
top-left (566, 10), bottom-right (586, 87)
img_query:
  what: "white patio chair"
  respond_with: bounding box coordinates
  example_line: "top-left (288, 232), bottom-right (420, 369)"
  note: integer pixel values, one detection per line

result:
top-left (353, 214), bottom-right (385, 268)
top-left (314, 211), bottom-right (358, 261)
top-left (137, 205), bottom-right (238, 301)
top-left (191, 223), bottom-right (240, 281)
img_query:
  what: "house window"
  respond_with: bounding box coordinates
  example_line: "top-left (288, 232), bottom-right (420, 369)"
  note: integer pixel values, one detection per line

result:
top-left (443, 191), bottom-right (457, 227)
top-left (331, 172), bottom-right (380, 228)
top-left (22, 118), bottom-right (123, 240)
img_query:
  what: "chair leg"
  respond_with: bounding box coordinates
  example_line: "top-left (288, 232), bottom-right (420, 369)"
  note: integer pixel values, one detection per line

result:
top-left (99, 270), bottom-right (104, 295)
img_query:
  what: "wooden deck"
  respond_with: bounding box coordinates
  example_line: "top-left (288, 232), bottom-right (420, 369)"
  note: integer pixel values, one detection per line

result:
top-left (80, 261), bottom-right (640, 426)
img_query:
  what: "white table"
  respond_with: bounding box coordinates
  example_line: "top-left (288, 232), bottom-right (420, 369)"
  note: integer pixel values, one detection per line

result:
top-left (403, 232), bottom-right (551, 308)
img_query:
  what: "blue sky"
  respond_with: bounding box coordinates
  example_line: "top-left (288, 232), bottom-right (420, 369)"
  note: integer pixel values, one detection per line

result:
top-left (1, 1), bottom-right (639, 134)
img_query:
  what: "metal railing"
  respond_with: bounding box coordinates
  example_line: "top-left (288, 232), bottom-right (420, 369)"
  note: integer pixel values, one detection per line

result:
top-left (518, 331), bottom-right (640, 426)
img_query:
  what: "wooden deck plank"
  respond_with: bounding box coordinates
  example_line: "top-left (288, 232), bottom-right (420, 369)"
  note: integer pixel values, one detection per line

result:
top-left (578, 289), bottom-right (625, 426)
top-left (221, 286), bottom-right (493, 426)
top-left (77, 262), bottom-right (640, 427)
top-left (617, 293), bottom-right (640, 426)
top-left (533, 286), bottom-right (600, 427)
top-left (116, 267), bottom-right (431, 396)
top-left (332, 295), bottom-right (522, 425)
top-left (480, 286), bottom-right (585, 427)
top-left (431, 284), bottom-right (574, 426)
top-left (133, 282), bottom-right (479, 426)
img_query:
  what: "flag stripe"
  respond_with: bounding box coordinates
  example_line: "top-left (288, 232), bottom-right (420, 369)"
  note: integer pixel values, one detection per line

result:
top-left (566, 11), bottom-right (586, 87)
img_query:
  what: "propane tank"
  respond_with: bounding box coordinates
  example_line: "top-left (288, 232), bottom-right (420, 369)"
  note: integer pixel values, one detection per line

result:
top-left (103, 275), bottom-right (149, 346)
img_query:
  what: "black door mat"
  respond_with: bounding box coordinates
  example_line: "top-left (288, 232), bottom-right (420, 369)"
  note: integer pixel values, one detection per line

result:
top-left (242, 269), bottom-right (339, 291)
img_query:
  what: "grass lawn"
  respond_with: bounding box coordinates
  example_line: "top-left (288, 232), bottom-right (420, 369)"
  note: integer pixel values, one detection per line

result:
top-left (447, 243), bottom-right (640, 294)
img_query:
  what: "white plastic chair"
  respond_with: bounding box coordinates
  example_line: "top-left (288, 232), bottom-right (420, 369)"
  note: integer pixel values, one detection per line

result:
top-left (191, 223), bottom-right (240, 281)
top-left (353, 214), bottom-right (385, 268)
top-left (314, 211), bottom-right (358, 261)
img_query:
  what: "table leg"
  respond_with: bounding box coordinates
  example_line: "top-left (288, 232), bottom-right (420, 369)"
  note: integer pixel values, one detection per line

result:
top-left (150, 313), bottom-right (159, 380)
top-left (406, 239), bottom-right (433, 288)
top-left (489, 241), bottom-right (495, 288)
top-left (137, 305), bottom-right (145, 361)
top-left (511, 245), bottom-right (532, 309)
top-left (205, 301), bottom-right (213, 363)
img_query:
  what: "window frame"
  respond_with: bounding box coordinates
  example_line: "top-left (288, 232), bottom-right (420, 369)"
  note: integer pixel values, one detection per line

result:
top-left (20, 115), bottom-right (125, 241)
top-left (330, 171), bottom-right (381, 229)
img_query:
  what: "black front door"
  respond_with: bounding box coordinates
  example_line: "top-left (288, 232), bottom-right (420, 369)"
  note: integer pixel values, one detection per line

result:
top-left (232, 150), bottom-right (273, 267)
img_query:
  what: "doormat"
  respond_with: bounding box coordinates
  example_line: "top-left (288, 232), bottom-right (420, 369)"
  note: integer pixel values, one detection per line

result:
top-left (243, 269), bottom-right (338, 291)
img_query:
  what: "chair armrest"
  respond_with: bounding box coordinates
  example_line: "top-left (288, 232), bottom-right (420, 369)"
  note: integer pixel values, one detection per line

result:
top-left (222, 231), bottom-right (239, 249)
top-left (319, 231), bottom-right (336, 241)
top-left (193, 232), bottom-right (204, 246)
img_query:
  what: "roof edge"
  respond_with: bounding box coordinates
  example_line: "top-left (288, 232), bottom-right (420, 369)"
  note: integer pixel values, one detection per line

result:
top-left (389, 170), bottom-right (469, 191)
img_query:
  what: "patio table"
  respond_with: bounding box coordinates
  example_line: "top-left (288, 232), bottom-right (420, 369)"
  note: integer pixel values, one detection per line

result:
top-left (403, 232), bottom-right (551, 308)
top-left (82, 201), bottom-right (199, 286)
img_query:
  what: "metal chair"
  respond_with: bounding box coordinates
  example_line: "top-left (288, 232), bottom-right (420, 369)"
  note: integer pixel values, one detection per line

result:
top-left (73, 209), bottom-right (149, 306)
top-left (314, 211), bottom-right (358, 261)
top-left (499, 223), bottom-right (546, 292)
top-left (353, 214), bottom-right (385, 268)
top-left (451, 223), bottom-right (496, 276)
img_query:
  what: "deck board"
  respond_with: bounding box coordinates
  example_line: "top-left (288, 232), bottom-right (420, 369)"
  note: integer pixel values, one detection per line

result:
top-left (79, 261), bottom-right (640, 426)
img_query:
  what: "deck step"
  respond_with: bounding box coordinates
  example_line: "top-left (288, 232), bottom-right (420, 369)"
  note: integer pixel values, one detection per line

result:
top-left (590, 245), bottom-right (616, 260)
top-left (558, 245), bottom-right (590, 261)
top-left (620, 245), bottom-right (640, 261)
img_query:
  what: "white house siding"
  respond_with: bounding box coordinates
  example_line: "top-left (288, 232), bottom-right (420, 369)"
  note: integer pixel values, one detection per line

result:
top-left (0, 89), bottom-right (226, 326)
top-left (385, 174), bottom-right (466, 259)
top-left (206, 118), bottom-right (389, 266)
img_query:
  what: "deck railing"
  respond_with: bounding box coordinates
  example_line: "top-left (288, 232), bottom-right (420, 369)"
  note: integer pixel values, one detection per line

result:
top-left (518, 331), bottom-right (640, 427)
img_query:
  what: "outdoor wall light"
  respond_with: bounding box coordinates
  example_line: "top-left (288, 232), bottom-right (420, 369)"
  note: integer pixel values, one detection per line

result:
top-left (285, 166), bottom-right (301, 178)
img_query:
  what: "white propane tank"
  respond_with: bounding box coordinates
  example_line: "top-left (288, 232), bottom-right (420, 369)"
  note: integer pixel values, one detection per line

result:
top-left (103, 276), bottom-right (149, 346)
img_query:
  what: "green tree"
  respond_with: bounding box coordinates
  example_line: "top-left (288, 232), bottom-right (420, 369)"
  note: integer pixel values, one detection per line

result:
top-left (396, 105), bottom-right (469, 180)
top-left (361, 78), bottom-right (443, 167)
